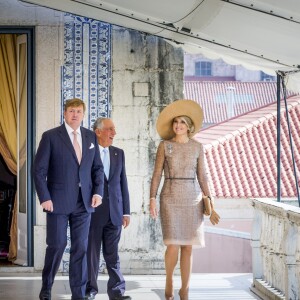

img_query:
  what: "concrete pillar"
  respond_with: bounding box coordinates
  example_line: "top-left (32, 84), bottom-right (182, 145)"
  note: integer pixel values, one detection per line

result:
top-left (284, 214), bottom-right (299, 299)
top-left (251, 203), bottom-right (263, 279)
top-left (251, 199), bottom-right (300, 299)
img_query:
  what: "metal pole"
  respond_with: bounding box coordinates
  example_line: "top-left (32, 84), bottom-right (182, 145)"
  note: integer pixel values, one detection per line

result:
top-left (276, 73), bottom-right (281, 202)
top-left (281, 77), bottom-right (300, 206)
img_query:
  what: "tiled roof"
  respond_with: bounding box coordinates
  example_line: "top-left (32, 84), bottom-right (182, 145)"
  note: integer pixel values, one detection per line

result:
top-left (184, 81), bottom-right (297, 125)
top-left (194, 96), bottom-right (300, 198)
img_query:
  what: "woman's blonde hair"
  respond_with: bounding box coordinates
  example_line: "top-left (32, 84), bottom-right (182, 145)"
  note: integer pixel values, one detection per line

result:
top-left (173, 115), bottom-right (195, 136)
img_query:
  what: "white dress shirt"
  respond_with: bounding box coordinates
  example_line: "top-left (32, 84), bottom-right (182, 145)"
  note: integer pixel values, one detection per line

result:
top-left (98, 145), bottom-right (129, 218)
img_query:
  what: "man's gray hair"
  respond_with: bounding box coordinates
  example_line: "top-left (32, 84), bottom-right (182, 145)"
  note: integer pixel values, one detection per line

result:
top-left (93, 117), bottom-right (110, 131)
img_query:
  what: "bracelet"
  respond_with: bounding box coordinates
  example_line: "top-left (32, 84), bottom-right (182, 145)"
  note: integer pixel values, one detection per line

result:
top-left (150, 197), bottom-right (156, 201)
top-left (203, 195), bottom-right (214, 203)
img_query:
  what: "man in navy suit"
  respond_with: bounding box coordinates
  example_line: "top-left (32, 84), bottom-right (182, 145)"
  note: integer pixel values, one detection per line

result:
top-left (33, 98), bottom-right (104, 300)
top-left (86, 118), bottom-right (131, 300)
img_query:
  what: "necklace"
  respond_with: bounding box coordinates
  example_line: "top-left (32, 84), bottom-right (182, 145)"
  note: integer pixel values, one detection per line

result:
top-left (172, 137), bottom-right (189, 144)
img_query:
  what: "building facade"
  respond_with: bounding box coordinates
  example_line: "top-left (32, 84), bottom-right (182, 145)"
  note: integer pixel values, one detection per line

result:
top-left (0, 0), bottom-right (183, 272)
top-left (184, 53), bottom-right (276, 82)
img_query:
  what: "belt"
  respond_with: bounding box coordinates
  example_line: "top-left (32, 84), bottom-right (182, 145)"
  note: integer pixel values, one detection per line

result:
top-left (165, 178), bottom-right (195, 180)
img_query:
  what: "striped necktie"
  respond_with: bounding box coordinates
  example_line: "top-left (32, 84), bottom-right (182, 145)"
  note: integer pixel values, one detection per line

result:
top-left (73, 131), bottom-right (81, 164)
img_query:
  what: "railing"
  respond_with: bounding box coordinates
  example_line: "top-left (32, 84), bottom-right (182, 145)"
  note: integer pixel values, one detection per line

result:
top-left (251, 198), bottom-right (300, 300)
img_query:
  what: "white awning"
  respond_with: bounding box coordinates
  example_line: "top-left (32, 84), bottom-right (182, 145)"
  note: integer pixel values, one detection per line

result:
top-left (21, 0), bottom-right (300, 91)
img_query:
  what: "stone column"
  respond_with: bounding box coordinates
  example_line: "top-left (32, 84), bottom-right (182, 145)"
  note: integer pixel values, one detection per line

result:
top-left (33, 13), bottom-right (64, 271)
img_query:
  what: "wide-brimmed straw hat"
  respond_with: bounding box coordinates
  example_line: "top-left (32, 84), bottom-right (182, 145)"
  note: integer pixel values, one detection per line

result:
top-left (156, 99), bottom-right (203, 140)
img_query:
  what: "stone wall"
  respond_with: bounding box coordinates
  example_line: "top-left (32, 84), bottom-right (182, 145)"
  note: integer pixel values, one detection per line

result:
top-left (111, 26), bottom-right (184, 273)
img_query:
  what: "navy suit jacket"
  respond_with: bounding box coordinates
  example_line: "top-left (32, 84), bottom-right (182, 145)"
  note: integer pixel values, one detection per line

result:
top-left (33, 124), bottom-right (104, 214)
top-left (97, 145), bottom-right (130, 226)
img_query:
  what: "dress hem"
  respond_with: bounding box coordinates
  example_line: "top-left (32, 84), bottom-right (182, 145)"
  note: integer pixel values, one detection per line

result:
top-left (163, 239), bottom-right (205, 249)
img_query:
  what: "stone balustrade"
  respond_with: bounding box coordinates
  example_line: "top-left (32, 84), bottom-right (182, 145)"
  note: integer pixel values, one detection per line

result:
top-left (251, 198), bottom-right (300, 300)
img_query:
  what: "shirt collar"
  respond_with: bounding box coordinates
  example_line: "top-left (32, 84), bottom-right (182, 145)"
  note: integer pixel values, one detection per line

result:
top-left (65, 122), bottom-right (81, 136)
top-left (99, 145), bottom-right (109, 152)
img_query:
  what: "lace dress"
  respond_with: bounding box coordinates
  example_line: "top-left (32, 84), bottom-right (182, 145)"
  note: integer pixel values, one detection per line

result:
top-left (150, 139), bottom-right (211, 247)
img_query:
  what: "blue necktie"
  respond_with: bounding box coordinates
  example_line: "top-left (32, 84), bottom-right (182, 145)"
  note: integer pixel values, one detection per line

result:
top-left (103, 148), bottom-right (110, 178)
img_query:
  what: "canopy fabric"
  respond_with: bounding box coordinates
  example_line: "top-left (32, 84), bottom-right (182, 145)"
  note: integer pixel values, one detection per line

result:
top-left (21, 0), bottom-right (300, 91)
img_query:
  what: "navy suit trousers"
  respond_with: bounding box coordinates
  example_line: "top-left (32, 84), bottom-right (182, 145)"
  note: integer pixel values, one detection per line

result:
top-left (42, 191), bottom-right (91, 299)
top-left (86, 214), bottom-right (125, 298)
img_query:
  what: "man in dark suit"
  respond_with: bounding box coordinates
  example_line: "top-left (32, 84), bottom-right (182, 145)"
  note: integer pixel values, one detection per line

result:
top-left (33, 98), bottom-right (104, 300)
top-left (86, 118), bottom-right (131, 300)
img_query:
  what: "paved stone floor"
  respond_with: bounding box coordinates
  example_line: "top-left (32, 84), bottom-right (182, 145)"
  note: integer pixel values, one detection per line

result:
top-left (0, 272), bottom-right (260, 300)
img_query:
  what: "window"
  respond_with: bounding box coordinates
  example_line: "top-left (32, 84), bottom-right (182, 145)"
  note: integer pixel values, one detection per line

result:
top-left (260, 71), bottom-right (275, 82)
top-left (195, 61), bottom-right (212, 76)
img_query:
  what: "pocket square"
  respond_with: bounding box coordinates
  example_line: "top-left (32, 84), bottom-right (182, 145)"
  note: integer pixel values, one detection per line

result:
top-left (89, 143), bottom-right (95, 149)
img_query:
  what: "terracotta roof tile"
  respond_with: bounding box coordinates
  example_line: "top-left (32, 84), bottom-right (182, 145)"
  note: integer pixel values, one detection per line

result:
top-left (194, 96), bottom-right (300, 198)
top-left (184, 81), bottom-right (297, 125)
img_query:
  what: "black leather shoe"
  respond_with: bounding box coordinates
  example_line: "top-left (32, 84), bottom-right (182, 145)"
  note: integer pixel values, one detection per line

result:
top-left (39, 290), bottom-right (51, 300)
top-left (110, 295), bottom-right (132, 300)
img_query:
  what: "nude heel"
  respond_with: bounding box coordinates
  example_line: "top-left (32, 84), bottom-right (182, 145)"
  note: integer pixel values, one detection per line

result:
top-left (179, 289), bottom-right (189, 300)
top-left (165, 280), bottom-right (174, 300)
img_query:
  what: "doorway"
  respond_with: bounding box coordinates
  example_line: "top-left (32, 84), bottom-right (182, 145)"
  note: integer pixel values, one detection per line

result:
top-left (0, 154), bottom-right (16, 263)
top-left (0, 27), bottom-right (35, 267)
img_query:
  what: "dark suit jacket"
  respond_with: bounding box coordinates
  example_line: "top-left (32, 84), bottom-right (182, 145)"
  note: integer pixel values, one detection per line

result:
top-left (33, 124), bottom-right (104, 214)
top-left (97, 145), bottom-right (130, 226)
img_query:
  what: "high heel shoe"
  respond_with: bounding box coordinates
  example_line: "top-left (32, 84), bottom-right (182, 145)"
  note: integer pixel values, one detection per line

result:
top-left (178, 289), bottom-right (189, 300)
top-left (165, 284), bottom-right (174, 299)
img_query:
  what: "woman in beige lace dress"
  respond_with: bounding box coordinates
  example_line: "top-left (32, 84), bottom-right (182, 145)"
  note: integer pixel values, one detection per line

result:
top-left (149, 100), bottom-right (218, 300)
